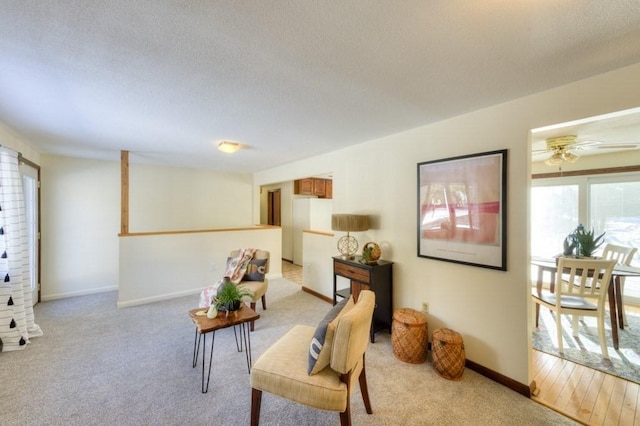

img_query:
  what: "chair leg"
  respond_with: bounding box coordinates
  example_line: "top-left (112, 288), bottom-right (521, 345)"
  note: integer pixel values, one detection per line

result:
top-left (621, 280), bottom-right (628, 326)
top-left (557, 312), bottom-right (564, 354)
top-left (339, 372), bottom-right (353, 426)
top-left (358, 357), bottom-right (373, 414)
top-left (251, 388), bottom-right (262, 426)
top-left (571, 315), bottom-right (579, 337)
top-left (597, 314), bottom-right (610, 360)
top-left (339, 399), bottom-right (352, 426)
top-left (261, 294), bottom-right (267, 310)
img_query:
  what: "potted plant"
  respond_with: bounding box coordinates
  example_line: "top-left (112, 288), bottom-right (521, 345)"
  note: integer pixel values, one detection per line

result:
top-left (214, 280), bottom-right (252, 315)
top-left (564, 224), bottom-right (605, 258)
top-left (562, 235), bottom-right (577, 256)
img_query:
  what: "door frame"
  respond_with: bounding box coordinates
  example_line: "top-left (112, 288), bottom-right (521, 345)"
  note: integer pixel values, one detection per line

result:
top-left (19, 155), bottom-right (41, 305)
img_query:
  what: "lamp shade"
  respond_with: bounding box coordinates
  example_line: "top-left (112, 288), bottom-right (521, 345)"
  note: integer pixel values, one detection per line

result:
top-left (331, 214), bottom-right (369, 232)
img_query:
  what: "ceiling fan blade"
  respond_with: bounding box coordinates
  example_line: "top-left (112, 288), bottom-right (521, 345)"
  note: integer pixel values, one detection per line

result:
top-left (595, 143), bottom-right (639, 149)
top-left (569, 140), bottom-right (601, 150)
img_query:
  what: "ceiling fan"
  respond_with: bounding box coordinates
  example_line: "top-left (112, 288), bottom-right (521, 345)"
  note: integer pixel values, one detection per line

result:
top-left (536, 135), bottom-right (639, 167)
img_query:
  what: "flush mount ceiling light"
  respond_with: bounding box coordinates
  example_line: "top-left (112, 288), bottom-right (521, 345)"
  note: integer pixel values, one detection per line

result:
top-left (217, 140), bottom-right (241, 154)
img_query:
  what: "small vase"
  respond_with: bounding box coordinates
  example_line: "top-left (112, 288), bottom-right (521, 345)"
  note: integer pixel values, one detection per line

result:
top-left (206, 304), bottom-right (218, 319)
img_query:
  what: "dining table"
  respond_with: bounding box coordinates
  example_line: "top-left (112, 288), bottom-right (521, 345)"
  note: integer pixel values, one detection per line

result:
top-left (531, 256), bottom-right (640, 350)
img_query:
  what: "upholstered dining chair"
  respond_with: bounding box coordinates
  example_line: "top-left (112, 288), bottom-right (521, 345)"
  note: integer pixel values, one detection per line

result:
top-left (250, 290), bottom-right (376, 426)
top-left (232, 249), bottom-right (269, 331)
top-left (532, 257), bottom-right (616, 359)
top-left (602, 243), bottom-right (638, 326)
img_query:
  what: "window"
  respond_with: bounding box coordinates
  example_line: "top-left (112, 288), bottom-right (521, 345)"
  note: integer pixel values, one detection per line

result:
top-left (590, 179), bottom-right (640, 261)
top-left (531, 182), bottom-right (579, 259)
top-left (532, 172), bottom-right (640, 302)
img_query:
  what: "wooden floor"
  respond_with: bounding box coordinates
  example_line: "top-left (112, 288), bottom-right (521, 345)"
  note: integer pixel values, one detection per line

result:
top-left (281, 260), bottom-right (303, 285)
top-left (533, 303), bottom-right (640, 425)
top-left (532, 349), bottom-right (640, 425)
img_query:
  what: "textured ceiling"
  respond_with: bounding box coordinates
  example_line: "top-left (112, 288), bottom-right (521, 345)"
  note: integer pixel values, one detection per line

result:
top-left (1, 1), bottom-right (640, 173)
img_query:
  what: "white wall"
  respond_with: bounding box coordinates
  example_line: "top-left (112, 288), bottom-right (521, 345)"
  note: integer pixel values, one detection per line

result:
top-left (309, 198), bottom-right (332, 231)
top-left (254, 62), bottom-right (640, 387)
top-left (302, 231), bottom-right (335, 298)
top-left (292, 198), bottom-right (310, 265)
top-left (260, 181), bottom-right (294, 261)
top-left (292, 197), bottom-right (332, 265)
top-left (118, 227), bottom-right (282, 307)
top-left (41, 155), bottom-right (121, 299)
top-left (130, 163), bottom-right (253, 232)
top-left (0, 121), bottom-right (41, 164)
top-left (40, 154), bottom-right (256, 300)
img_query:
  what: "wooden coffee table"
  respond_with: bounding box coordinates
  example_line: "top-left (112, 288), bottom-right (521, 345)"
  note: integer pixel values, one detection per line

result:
top-left (188, 304), bottom-right (260, 393)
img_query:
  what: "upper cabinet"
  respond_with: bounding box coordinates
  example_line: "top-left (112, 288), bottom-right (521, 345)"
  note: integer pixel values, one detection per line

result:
top-left (294, 178), bottom-right (332, 199)
top-left (325, 179), bottom-right (332, 199)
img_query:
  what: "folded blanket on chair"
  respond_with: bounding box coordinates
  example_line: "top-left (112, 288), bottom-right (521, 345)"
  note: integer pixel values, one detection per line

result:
top-left (199, 248), bottom-right (257, 308)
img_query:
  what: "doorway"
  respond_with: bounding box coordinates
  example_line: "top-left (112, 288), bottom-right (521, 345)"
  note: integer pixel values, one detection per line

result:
top-left (19, 158), bottom-right (40, 305)
top-left (267, 189), bottom-right (281, 226)
top-left (529, 107), bottom-right (640, 422)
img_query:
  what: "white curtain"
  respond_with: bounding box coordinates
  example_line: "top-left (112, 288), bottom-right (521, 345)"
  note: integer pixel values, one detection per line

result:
top-left (0, 147), bottom-right (42, 352)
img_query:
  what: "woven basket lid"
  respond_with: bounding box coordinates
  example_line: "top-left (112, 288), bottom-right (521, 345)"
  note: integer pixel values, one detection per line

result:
top-left (433, 328), bottom-right (463, 344)
top-left (393, 308), bottom-right (427, 326)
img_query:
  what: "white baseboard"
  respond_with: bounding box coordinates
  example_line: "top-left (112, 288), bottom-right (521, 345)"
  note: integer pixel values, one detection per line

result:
top-left (117, 275), bottom-right (283, 308)
top-left (41, 285), bottom-right (118, 302)
top-left (41, 275), bottom-right (284, 308)
top-left (117, 288), bottom-right (203, 308)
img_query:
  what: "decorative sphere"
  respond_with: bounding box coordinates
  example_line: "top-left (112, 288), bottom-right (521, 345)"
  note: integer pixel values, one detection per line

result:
top-left (363, 242), bottom-right (381, 263)
top-left (337, 235), bottom-right (359, 258)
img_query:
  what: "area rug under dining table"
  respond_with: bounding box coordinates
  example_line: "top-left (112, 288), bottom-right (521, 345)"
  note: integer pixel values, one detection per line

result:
top-left (533, 307), bottom-right (640, 384)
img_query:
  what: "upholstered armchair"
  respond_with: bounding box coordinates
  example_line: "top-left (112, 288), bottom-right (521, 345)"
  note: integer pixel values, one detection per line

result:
top-left (250, 290), bottom-right (375, 425)
top-left (232, 249), bottom-right (269, 331)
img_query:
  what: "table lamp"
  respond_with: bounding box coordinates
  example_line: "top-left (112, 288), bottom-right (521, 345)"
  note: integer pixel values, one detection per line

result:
top-left (331, 214), bottom-right (369, 260)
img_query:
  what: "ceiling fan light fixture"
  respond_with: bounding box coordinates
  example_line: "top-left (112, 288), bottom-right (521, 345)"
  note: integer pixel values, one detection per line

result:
top-left (544, 151), bottom-right (564, 166)
top-left (563, 151), bottom-right (579, 163)
top-left (543, 135), bottom-right (581, 167)
top-left (217, 140), bottom-right (241, 154)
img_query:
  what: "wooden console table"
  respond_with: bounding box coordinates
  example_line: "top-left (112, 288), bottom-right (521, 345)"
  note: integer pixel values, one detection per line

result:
top-left (332, 255), bottom-right (393, 343)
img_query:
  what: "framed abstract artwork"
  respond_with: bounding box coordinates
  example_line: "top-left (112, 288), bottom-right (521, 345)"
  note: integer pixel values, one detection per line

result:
top-left (417, 149), bottom-right (507, 270)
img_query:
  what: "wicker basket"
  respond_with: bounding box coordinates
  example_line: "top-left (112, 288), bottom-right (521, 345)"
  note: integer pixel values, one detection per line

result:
top-left (432, 328), bottom-right (465, 380)
top-left (391, 308), bottom-right (428, 364)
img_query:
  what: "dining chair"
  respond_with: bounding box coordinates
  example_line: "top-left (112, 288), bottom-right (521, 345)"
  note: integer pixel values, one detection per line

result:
top-left (602, 243), bottom-right (638, 326)
top-left (532, 257), bottom-right (616, 359)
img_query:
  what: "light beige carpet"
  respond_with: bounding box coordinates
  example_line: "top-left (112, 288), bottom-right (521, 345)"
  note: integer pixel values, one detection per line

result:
top-left (0, 278), bottom-right (578, 425)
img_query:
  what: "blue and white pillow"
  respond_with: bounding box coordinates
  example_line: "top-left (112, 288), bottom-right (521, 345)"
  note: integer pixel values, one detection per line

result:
top-left (308, 297), bottom-right (355, 375)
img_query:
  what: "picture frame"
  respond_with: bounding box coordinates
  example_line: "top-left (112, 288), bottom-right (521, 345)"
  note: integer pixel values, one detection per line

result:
top-left (417, 149), bottom-right (507, 270)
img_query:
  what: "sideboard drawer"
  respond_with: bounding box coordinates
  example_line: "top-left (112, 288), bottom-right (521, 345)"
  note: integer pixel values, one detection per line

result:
top-left (334, 261), bottom-right (370, 282)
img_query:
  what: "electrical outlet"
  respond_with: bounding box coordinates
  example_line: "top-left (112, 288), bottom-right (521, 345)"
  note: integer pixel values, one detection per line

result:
top-left (210, 263), bottom-right (217, 272)
top-left (421, 301), bottom-right (429, 314)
